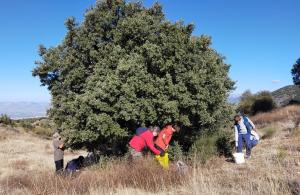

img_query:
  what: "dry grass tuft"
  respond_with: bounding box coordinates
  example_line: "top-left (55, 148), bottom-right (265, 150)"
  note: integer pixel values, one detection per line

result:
top-left (10, 160), bottom-right (29, 170)
top-left (92, 158), bottom-right (186, 191)
top-left (1, 153), bottom-right (298, 195)
top-left (0, 159), bottom-right (187, 195)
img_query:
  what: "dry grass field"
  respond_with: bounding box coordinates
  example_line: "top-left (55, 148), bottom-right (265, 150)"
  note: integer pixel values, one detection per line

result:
top-left (0, 105), bottom-right (299, 195)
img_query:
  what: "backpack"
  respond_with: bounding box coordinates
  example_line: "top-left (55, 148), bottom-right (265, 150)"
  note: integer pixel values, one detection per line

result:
top-left (134, 127), bottom-right (148, 151)
top-left (135, 127), bottom-right (148, 136)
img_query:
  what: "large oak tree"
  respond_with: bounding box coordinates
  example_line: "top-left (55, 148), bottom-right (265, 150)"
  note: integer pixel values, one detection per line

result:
top-left (33, 0), bottom-right (234, 154)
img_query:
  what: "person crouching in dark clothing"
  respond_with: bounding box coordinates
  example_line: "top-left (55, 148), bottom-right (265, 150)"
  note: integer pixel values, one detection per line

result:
top-left (65, 156), bottom-right (84, 174)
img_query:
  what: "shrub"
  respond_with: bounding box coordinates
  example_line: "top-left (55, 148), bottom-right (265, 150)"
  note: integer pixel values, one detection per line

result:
top-left (189, 134), bottom-right (217, 164)
top-left (17, 118), bottom-right (54, 138)
top-left (216, 131), bottom-right (234, 157)
top-left (0, 114), bottom-right (13, 126)
top-left (168, 141), bottom-right (184, 162)
top-left (189, 130), bottom-right (234, 163)
top-left (238, 90), bottom-right (255, 114)
top-left (238, 90), bottom-right (276, 115)
top-left (19, 120), bottom-right (34, 130)
top-left (251, 91), bottom-right (277, 115)
top-left (32, 127), bottom-right (54, 138)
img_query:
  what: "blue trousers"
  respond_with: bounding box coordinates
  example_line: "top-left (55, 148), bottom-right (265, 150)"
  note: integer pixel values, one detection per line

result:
top-left (251, 139), bottom-right (259, 148)
top-left (237, 133), bottom-right (251, 156)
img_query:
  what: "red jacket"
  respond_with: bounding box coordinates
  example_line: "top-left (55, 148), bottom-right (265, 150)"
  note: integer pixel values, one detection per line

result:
top-left (154, 125), bottom-right (174, 151)
top-left (129, 130), bottom-right (161, 155)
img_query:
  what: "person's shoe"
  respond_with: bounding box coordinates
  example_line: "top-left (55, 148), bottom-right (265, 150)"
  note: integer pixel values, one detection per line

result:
top-left (245, 155), bottom-right (251, 159)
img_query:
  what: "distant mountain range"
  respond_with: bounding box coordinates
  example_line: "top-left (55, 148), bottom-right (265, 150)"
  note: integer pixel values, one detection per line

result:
top-left (0, 102), bottom-right (50, 119)
top-left (1, 86), bottom-right (298, 119)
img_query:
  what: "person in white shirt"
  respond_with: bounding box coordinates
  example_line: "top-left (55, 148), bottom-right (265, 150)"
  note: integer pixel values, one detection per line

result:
top-left (234, 115), bottom-right (257, 158)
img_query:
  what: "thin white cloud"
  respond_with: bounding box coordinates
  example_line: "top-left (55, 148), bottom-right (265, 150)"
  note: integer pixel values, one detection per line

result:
top-left (272, 80), bottom-right (281, 84)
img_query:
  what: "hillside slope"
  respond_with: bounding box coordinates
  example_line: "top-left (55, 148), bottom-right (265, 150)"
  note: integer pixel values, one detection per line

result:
top-left (0, 106), bottom-right (300, 195)
top-left (272, 85), bottom-right (300, 106)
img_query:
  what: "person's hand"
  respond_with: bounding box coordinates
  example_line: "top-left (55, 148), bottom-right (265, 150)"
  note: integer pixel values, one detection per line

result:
top-left (59, 143), bottom-right (65, 150)
top-left (160, 151), bottom-right (165, 157)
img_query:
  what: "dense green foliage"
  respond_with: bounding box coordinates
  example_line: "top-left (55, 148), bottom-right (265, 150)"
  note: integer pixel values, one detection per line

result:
top-left (291, 58), bottom-right (300, 85)
top-left (33, 0), bottom-right (234, 153)
top-left (238, 90), bottom-right (276, 115)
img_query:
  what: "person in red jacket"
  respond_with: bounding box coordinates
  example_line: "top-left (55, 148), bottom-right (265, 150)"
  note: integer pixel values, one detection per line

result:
top-left (153, 124), bottom-right (180, 168)
top-left (129, 126), bottom-right (162, 159)
top-left (155, 124), bottom-right (181, 152)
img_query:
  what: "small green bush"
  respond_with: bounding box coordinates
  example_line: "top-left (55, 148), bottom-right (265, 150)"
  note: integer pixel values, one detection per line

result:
top-left (216, 131), bottom-right (234, 158)
top-left (0, 114), bottom-right (13, 126)
top-left (238, 90), bottom-right (276, 115)
top-left (188, 131), bottom-right (233, 163)
top-left (38, 119), bottom-right (53, 129)
top-left (251, 92), bottom-right (277, 115)
top-left (168, 141), bottom-right (184, 162)
top-left (17, 118), bottom-right (54, 138)
top-left (189, 134), bottom-right (218, 164)
top-left (19, 120), bottom-right (34, 130)
top-left (32, 127), bottom-right (54, 138)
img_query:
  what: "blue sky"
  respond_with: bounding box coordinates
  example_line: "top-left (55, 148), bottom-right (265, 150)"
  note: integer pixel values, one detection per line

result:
top-left (0, 0), bottom-right (299, 102)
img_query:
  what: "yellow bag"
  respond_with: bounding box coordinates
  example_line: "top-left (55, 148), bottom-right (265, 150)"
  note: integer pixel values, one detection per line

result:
top-left (155, 152), bottom-right (169, 169)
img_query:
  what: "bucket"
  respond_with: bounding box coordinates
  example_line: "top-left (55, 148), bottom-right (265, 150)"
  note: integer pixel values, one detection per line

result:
top-left (155, 152), bottom-right (169, 169)
top-left (233, 152), bottom-right (245, 164)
